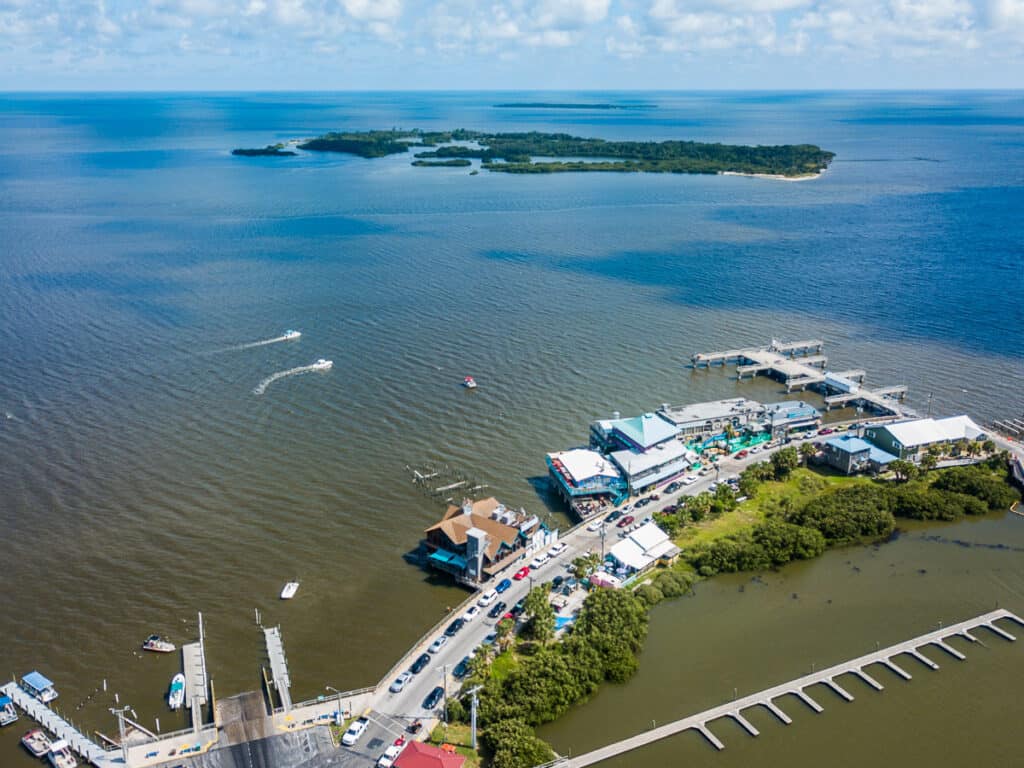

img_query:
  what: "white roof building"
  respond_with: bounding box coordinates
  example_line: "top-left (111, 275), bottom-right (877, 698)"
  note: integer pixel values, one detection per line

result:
top-left (883, 415), bottom-right (985, 448)
top-left (608, 522), bottom-right (681, 574)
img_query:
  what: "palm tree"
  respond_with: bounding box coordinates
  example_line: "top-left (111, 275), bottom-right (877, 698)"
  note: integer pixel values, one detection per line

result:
top-left (920, 453), bottom-right (938, 471)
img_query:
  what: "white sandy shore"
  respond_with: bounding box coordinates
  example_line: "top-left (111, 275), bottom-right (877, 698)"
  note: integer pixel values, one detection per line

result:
top-left (720, 169), bottom-right (826, 182)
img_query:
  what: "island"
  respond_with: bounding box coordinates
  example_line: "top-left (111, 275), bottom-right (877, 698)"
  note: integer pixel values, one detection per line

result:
top-left (231, 144), bottom-right (296, 157)
top-left (233, 129), bottom-right (835, 178)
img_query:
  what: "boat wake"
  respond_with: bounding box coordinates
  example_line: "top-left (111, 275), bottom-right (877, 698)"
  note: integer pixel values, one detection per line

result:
top-left (231, 330), bottom-right (302, 351)
top-left (253, 359), bottom-right (332, 395)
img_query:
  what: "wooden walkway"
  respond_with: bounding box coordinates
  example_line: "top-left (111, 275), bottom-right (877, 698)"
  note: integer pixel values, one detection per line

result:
top-left (265, 626), bottom-right (294, 712)
top-left (544, 609), bottom-right (1022, 768)
top-left (0, 680), bottom-right (110, 764)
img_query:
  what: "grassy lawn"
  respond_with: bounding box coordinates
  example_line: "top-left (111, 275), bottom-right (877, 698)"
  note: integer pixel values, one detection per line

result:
top-left (488, 649), bottom-right (519, 683)
top-left (674, 467), bottom-right (871, 551)
top-left (428, 722), bottom-right (481, 767)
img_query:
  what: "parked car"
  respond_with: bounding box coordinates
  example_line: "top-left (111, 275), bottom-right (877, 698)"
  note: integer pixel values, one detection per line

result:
top-left (389, 671), bottom-right (413, 693)
top-left (495, 578), bottom-right (512, 594)
top-left (410, 653), bottom-right (431, 674)
top-left (616, 515), bottom-right (634, 528)
top-left (342, 716), bottom-right (370, 746)
top-left (482, 633), bottom-right (497, 646)
top-left (513, 566), bottom-right (531, 580)
top-left (377, 744), bottom-right (404, 768)
top-left (664, 482), bottom-right (681, 494)
top-left (736, 449), bottom-right (749, 458)
top-left (551, 575), bottom-right (565, 590)
top-left (487, 600), bottom-right (507, 619)
top-left (423, 686), bottom-right (444, 710)
top-left (428, 636), bottom-right (448, 654)
top-left (548, 541), bottom-right (567, 556)
top-left (682, 475), bottom-right (698, 485)
top-left (586, 519), bottom-right (604, 532)
top-left (477, 589), bottom-right (498, 608)
top-left (453, 656), bottom-right (471, 679)
top-left (462, 605), bottom-right (481, 623)
top-left (818, 427), bottom-right (835, 435)
top-left (444, 618), bottom-right (465, 637)
top-left (635, 498), bottom-right (652, 508)
top-left (529, 554), bottom-right (549, 569)
top-left (604, 509), bottom-right (623, 523)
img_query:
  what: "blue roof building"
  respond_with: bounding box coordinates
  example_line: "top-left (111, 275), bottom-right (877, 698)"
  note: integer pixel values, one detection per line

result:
top-left (822, 435), bottom-right (898, 475)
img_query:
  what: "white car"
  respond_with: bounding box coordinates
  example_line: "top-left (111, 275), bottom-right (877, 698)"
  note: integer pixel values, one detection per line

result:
top-left (389, 671), bottom-right (413, 694)
top-left (548, 541), bottom-right (568, 556)
top-left (341, 716), bottom-right (369, 746)
top-left (586, 519), bottom-right (603, 532)
top-left (428, 636), bottom-right (448, 653)
top-left (477, 589), bottom-right (498, 608)
top-left (682, 475), bottom-right (697, 485)
top-left (462, 605), bottom-right (481, 623)
top-left (377, 744), bottom-right (404, 768)
top-left (529, 554), bottom-right (549, 569)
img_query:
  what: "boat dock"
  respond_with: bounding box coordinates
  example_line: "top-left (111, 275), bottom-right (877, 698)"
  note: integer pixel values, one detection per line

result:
top-left (540, 609), bottom-right (1022, 767)
top-left (692, 339), bottom-right (907, 416)
top-left (265, 626), bottom-right (294, 712)
top-left (0, 680), bottom-right (109, 764)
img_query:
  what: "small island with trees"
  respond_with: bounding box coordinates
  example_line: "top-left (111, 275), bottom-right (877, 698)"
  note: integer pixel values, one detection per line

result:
top-left (233, 128), bottom-right (835, 178)
top-left (230, 143), bottom-right (296, 157)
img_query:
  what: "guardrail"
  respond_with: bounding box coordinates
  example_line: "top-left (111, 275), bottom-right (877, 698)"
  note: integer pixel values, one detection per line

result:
top-left (288, 685), bottom-right (376, 712)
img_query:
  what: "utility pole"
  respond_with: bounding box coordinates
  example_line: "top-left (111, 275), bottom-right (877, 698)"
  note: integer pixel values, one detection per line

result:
top-left (437, 664), bottom-right (450, 725)
top-left (110, 704), bottom-right (131, 766)
top-left (326, 686), bottom-right (343, 725)
top-left (466, 686), bottom-right (483, 750)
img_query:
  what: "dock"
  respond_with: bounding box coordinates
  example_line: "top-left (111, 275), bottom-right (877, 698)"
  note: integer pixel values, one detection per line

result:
top-left (0, 680), bottom-right (109, 764)
top-left (265, 626), bottom-right (293, 712)
top-left (540, 609), bottom-right (1022, 768)
top-left (692, 339), bottom-right (907, 416)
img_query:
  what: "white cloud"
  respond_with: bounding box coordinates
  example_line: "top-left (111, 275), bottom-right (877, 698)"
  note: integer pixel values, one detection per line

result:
top-left (343, 0), bottom-right (402, 21)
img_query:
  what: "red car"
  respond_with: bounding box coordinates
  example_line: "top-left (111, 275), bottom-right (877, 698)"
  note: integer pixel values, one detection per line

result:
top-left (616, 515), bottom-right (635, 528)
top-left (818, 428), bottom-right (835, 436)
top-left (513, 566), bottom-right (531, 580)
top-left (736, 449), bottom-right (749, 458)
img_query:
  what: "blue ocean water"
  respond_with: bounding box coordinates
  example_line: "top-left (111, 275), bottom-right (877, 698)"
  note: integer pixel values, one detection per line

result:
top-left (0, 92), bottom-right (1022, 752)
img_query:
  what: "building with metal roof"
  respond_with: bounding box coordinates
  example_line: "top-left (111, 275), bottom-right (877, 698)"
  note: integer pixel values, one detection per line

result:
top-left (609, 440), bottom-right (697, 495)
top-left (657, 398), bottom-right (765, 436)
top-left (822, 435), bottom-right (898, 474)
top-left (607, 522), bottom-right (680, 576)
top-left (865, 415), bottom-right (986, 460)
top-left (590, 412), bottom-right (681, 453)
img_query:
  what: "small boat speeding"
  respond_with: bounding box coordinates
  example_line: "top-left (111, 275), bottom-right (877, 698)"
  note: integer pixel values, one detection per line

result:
top-left (282, 330), bottom-right (302, 340)
top-left (311, 358), bottom-right (333, 370)
top-left (463, 376), bottom-right (477, 389)
top-left (280, 581), bottom-right (300, 600)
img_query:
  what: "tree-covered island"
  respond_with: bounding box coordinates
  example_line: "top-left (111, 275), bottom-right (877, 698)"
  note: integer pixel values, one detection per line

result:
top-left (234, 129), bottom-right (835, 178)
top-left (230, 144), bottom-right (296, 157)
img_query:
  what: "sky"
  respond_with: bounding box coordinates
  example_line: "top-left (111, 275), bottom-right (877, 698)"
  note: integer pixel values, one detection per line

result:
top-left (1, 0), bottom-right (1023, 90)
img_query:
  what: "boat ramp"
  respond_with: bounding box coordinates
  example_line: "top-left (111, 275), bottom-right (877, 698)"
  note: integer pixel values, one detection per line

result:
top-left (535, 608), bottom-right (1023, 767)
top-left (692, 339), bottom-right (908, 416)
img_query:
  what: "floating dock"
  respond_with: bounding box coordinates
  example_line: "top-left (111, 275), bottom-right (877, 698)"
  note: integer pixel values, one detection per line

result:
top-left (265, 626), bottom-right (293, 712)
top-left (539, 609), bottom-right (1022, 768)
top-left (0, 680), bottom-right (109, 764)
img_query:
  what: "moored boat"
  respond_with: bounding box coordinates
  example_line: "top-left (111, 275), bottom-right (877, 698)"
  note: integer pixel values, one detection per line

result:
top-left (463, 375), bottom-right (477, 389)
top-left (47, 739), bottom-right (77, 768)
top-left (0, 694), bottom-right (18, 726)
top-left (21, 671), bottom-right (58, 704)
top-left (22, 728), bottom-right (52, 757)
top-left (167, 673), bottom-right (186, 710)
top-left (142, 634), bottom-right (175, 653)
top-left (280, 581), bottom-right (300, 599)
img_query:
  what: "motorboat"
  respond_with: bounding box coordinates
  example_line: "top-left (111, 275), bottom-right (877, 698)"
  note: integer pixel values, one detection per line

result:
top-left (142, 635), bottom-right (176, 653)
top-left (167, 673), bottom-right (186, 710)
top-left (0, 694), bottom-right (17, 726)
top-left (463, 376), bottom-right (477, 389)
top-left (22, 728), bottom-right (52, 757)
top-left (311, 359), bottom-right (333, 370)
top-left (47, 739), bottom-right (78, 768)
top-left (280, 581), bottom-right (300, 599)
top-left (21, 671), bottom-right (58, 704)
top-left (282, 330), bottom-right (301, 340)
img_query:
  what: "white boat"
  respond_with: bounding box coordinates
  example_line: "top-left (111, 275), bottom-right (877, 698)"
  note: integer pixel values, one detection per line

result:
top-left (0, 694), bottom-right (17, 726)
top-left (311, 358), bottom-right (333, 370)
top-left (282, 330), bottom-right (301, 340)
top-left (22, 728), bottom-right (52, 757)
top-left (463, 376), bottom-right (477, 389)
top-left (280, 581), bottom-right (300, 599)
top-left (167, 673), bottom-right (186, 710)
top-left (47, 739), bottom-right (78, 768)
top-left (141, 634), bottom-right (176, 653)
top-left (21, 671), bottom-right (58, 704)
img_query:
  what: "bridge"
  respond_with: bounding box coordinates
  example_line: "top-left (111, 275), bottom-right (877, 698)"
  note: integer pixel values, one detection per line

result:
top-left (538, 609), bottom-right (1022, 768)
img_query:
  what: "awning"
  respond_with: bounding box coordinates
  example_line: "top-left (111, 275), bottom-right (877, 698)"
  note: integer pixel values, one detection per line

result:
top-left (0, 695), bottom-right (11, 706)
top-left (22, 671), bottom-right (54, 691)
top-left (428, 549), bottom-right (468, 570)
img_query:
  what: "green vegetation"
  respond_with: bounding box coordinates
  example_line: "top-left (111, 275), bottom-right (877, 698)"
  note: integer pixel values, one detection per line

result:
top-left (231, 144), bottom-right (296, 157)
top-left (243, 128), bottom-right (834, 177)
top-left (493, 103), bottom-right (647, 110)
top-left (428, 722), bottom-right (481, 768)
top-left (411, 158), bottom-right (473, 167)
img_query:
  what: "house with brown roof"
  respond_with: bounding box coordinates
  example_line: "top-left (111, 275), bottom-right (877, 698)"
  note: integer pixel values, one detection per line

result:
top-left (423, 497), bottom-right (548, 583)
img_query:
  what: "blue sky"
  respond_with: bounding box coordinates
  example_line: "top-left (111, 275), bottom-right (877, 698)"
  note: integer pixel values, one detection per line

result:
top-left (2, 1), bottom-right (1022, 90)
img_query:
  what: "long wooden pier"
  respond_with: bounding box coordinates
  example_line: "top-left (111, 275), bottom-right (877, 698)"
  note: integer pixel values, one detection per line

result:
top-left (541, 609), bottom-right (1022, 768)
top-left (265, 626), bottom-right (294, 712)
top-left (0, 681), bottom-right (110, 764)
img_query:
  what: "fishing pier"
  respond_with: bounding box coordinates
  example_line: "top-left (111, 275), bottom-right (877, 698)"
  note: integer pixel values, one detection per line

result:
top-left (692, 339), bottom-right (908, 416)
top-left (537, 609), bottom-right (1022, 768)
top-left (0, 680), bottom-right (108, 764)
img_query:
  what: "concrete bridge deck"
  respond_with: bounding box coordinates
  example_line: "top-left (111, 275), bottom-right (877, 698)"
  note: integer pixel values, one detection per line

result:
top-left (692, 339), bottom-right (824, 366)
top-left (546, 609), bottom-right (1022, 768)
top-left (265, 626), bottom-right (293, 713)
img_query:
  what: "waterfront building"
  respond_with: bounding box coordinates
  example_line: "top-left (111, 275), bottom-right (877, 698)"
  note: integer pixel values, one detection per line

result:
top-left (657, 398), bottom-right (764, 437)
top-left (864, 415), bottom-right (986, 460)
top-left (590, 411), bottom-right (681, 453)
top-left (546, 448), bottom-right (627, 513)
top-left (394, 741), bottom-right (465, 768)
top-left (758, 401), bottom-right (822, 437)
top-left (609, 440), bottom-right (698, 496)
top-left (607, 522), bottom-right (680, 577)
top-left (423, 498), bottom-right (549, 583)
top-left (590, 412), bottom-right (695, 495)
top-left (822, 435), bottom-right (898, 474)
